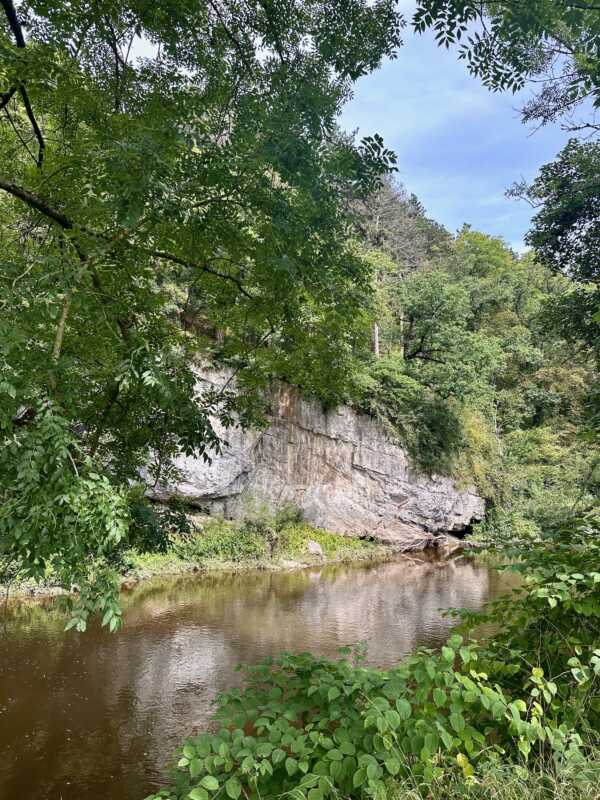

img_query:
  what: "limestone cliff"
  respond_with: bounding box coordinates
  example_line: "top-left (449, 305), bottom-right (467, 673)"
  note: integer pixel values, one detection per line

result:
top-left (150, 371), bottom-right (485, 548)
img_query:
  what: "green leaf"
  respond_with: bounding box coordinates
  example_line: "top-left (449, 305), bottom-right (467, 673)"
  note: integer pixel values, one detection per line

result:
top-left (450, 713), bottom-right (465, 734)
top-left (353, 767), bottom-right (367, 788)
top-left (225, 778), bottom-right (241, 799)
top-left (189, 789), bottom-right (208, 800)
top-left (190, 758), bottom-right (203, 778)
top-left (442, 646), bottom-right (454, 662)
top-left (200, 776), bottom-right (219, 792)
top-left (286, 758), bottom-right (298, 777)
top-left (396, 699), bottom-right (412, 720)
top-left (385, 709), bottom-right (401, 729)
top-left (433, 688), bottom-right (447, 708)
top-left (385, 758), bottom-right (400, 776)
top-left (439, 727), bottom-right (454, 750)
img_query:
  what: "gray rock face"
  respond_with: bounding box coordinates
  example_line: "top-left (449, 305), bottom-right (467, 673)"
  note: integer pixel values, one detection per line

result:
top-left (150, 371), bottom-right (485, 548)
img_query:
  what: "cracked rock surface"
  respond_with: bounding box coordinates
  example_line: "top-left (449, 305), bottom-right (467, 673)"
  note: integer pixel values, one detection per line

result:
top-left (150, 371), bottom-right (485, 549)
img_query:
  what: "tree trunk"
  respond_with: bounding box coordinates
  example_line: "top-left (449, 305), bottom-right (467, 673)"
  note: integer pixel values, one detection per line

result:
top-left (372, 321), bottom-right (380, 358)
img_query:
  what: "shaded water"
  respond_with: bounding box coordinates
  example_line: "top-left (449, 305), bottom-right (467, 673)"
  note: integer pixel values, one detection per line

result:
top-left (0, 555), bottom-right (510, 800)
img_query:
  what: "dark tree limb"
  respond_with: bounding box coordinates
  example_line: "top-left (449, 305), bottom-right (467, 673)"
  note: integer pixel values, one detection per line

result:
top-left (0, 178), bottom-right (260, 308)
top-left (0, 85), bottom-right (17, 111)
top-left (257, 0), bottom-right (287, 64)
top-left (147, 247), bottom-right (256, 301)
top-left (1, 0), bottom-right (46, 167)
top-left (18, 87), bottom-right (45, 167)
top-left (0, 178), bottom-right (73, 228)
top-left (103, 16), bottom-right (124, 111)
top-left (0, 0), bottom-right (25, 46)
top-left (0, 182), bottom-right (264, 358)
top-left (207, 0), bottom-right (254, 75)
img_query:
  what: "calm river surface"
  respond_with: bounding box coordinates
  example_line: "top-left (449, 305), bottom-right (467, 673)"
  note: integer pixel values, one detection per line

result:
top-left (0, 555), bottom-right (509, 800)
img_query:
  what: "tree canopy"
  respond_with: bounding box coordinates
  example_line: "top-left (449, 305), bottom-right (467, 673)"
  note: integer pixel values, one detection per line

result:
top-left (0, 0), bottom-right (401, 626)
top-left (510, 138), bottom-right (600, 431)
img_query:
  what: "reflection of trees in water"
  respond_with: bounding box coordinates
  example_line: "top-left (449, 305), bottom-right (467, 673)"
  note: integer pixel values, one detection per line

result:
top-left (0, 556), bottom-right (510, 800)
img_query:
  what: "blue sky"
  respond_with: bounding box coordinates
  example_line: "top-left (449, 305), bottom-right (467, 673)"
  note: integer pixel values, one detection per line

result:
top-left (339, 2), bottom-right (572, 251)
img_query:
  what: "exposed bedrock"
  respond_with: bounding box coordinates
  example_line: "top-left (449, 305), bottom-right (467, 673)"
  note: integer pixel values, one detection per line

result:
top-left (150, 371), bottom-right (485, 550)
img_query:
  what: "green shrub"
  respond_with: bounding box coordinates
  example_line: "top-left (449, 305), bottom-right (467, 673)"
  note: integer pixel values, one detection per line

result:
top-left (148, 635), bottom-right (588, 800)
top-left (389, 759), bottom-right (600, 800)
top-left (160, 506), bottom-right (372, 568)
top-left (474, 427), bottom-right (599, 536)
top-left (150, 517), bottom-right (600, 800)
top-left (273, 503), bottom-right (305, 530)
top-left (128, 497), bottom-right (193, 554)
top-left (446, 407), bottom-right (502, 497)
top-left (277, 523), bottom-right (370, 559)
top-left (173, 520), bottom-right (268, 563)
top-left (242, 501), bottom-right (304, 531)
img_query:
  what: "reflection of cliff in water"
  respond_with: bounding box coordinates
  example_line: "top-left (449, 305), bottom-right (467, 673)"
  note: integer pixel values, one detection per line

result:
top-left (0, 556), bottom-right (512, 800)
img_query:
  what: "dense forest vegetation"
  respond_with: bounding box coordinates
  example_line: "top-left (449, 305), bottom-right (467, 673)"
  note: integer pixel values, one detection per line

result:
top-left (352, 178), bottom-right (599, 538)
top-left (1, 1), bottom-right (600, 798)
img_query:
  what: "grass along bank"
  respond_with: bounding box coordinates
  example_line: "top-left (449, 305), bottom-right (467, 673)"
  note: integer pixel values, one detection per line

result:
top-left (3, 504), bottom-right (388, 599)
top-left (387, 762), bottom-right (600, 800)
top-left (122, 515), bottom-right (386, 582)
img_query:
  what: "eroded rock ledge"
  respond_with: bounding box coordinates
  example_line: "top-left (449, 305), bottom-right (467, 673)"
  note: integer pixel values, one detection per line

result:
top-left (150, 371), bottom-right (485, 550)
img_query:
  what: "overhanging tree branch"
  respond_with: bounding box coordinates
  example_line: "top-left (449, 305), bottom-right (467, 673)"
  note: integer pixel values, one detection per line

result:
top-left (1, 0), bottom-right (46, 167)
top-left (207, 0), bottom-right (254, 75)
top-left (0, 85), bottom-right (17, 110)
top-left (0, 0), bottom-right (25, 46)
top-left (18, 87), bottom-right (45, 167)
top-left (0, 181), bottom-right (271, 366)
top-left (146, 247), bottom-right (257, 301)
top-left (0, 177), bottom-right (259, 304)
top-left (0, 178), bottom-right (73, 228)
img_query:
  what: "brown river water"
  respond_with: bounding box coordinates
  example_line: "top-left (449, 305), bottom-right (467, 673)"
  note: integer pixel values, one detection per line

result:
top-left (0, 554), bottom-right (510, 800)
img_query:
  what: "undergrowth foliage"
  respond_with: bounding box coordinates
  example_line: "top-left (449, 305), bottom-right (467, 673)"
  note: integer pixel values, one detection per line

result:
top-left (150, 518), bottom-right (600, 800)
top-left (0, 403), bottom-right (129, 631)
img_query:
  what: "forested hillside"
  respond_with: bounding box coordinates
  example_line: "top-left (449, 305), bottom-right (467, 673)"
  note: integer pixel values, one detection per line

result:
top-left (348, 178), bottom-right (599, 542)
